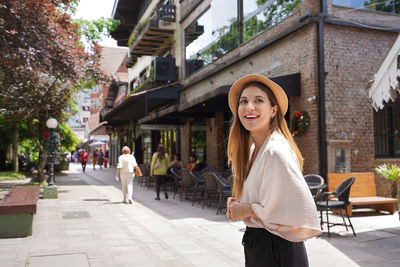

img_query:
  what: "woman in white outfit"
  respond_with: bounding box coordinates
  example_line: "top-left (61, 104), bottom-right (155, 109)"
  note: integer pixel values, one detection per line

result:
top-left (115, 146), bottom-right (138, 204)
top-left (226, 74), bottom-right (321, 267)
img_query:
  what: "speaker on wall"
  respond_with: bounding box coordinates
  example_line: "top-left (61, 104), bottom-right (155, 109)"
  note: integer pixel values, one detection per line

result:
top-left (154, 57), bottom-right (176, 82)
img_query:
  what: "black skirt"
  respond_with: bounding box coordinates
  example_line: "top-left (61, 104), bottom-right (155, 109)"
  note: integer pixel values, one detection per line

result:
top-left (242, 227), bottom-right (309, 267)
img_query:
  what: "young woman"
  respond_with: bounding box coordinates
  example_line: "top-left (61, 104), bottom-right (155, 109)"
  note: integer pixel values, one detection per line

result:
top-left (226, 74), bottom-right (321, 267)
top-left (115, 146), bottom-right (138, 204)
top-left (150, 144), bottom-right (170, 200)
top-left (187, 155), bottom-right (197, 171)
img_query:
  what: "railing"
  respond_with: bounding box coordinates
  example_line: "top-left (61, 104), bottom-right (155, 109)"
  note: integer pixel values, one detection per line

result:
top-left (155, 4), bottom-right (176, 23)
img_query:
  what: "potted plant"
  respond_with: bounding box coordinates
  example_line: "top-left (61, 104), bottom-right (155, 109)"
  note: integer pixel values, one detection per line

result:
top-left (375, 164), bottom-right (400, 211)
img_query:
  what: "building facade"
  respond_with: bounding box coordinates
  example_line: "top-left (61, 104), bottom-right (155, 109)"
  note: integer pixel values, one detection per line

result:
top-left (106, 0), bottom-right (400, 197)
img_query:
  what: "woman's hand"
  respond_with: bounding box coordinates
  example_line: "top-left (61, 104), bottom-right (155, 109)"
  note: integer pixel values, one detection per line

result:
top-left (230, 202), bottom-right (255, 221)
top-left (150, 171), bottom-right (154, 176)
top-left (226, 197), bottom-right (236, 219)
top-left (115, 176), bottom-right (119, 182)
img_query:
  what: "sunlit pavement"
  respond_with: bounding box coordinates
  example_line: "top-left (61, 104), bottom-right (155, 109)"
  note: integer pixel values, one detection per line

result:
top-left (0, 163), bottom-right (399, 266)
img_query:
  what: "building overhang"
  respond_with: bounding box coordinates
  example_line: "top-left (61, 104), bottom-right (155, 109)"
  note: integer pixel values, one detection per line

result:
top-left (103, 83), bottom-right (181, 124)
top-left (130, 4), bottom-right (176, 57)
top-left (137, 72), bottom-right (301, 125)
top-left (368, 34), bottom-right (400, 111)
top-left (111, 0), bottom-right (141, 47)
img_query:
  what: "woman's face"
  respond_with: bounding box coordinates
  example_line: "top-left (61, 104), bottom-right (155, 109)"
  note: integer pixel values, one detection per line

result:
top-left (238, 85), bottom-right (277, 136)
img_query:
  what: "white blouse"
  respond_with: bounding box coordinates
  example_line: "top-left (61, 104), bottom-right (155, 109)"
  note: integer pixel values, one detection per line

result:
top-left (117, 154), bottom-right (138, 175)
top-left (240, 131), bottom-right (321, 242)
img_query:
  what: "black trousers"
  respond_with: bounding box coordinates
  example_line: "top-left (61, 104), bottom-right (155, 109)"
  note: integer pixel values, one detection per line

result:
top-left (81, 162), bottom-right (86, 172)
top-left (242, 227), bottom-right (309, 267)
top-left (155, 175), bottom-right (167, 197)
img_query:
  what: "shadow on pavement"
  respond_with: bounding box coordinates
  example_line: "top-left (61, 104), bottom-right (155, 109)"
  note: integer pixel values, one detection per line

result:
top-left (318, 226), bottom-right (400, 266)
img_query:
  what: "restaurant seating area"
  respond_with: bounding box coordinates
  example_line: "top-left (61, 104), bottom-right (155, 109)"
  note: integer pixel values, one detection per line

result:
top-left (135, 164), bottom-right (232, 215)
top-left (135, 165), bottom-right (395, 238)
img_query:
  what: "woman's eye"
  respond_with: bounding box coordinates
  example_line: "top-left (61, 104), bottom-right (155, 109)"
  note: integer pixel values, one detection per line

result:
top-left (239, 99), bottom-right (247, 104)
top-left (255, 99), bottom-right (263, 103)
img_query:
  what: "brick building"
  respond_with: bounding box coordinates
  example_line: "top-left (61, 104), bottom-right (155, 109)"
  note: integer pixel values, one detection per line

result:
top-left (104, 0), bottom-right (400, 197)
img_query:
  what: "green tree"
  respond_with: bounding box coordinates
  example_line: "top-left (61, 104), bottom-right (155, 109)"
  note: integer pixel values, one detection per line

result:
top-left (0, 0), bottom-right (118, 182)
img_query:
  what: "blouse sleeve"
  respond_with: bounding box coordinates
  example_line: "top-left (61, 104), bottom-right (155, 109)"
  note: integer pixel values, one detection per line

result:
top-left (150, 153), bottom-right (156, 173)
top-left (249, 144), bottom-right (321, 242)
top-left (116, 155), bottom-right (122, 169)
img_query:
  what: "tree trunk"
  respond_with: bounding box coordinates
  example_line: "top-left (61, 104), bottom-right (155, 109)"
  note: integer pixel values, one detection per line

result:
top-left (12, 122), bottom-right (19, 173)
top-left (37, 149), bottom-right (47, 183)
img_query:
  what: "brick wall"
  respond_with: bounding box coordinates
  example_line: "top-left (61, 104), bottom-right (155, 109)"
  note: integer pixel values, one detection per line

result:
top-left (180, 24), bottom-right (320, 174)
top-left (324, 24), bottom-right (397, 196)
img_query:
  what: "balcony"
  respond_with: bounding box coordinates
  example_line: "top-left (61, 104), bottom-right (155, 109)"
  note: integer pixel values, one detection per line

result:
top-left (129, 4), bottom-right (176, 57)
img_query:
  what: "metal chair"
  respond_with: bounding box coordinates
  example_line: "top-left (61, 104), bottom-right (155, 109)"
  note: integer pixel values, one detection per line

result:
top-left (215, 174), bottom-right (232, 215)
top-left (189, 170), bottom-right (205, 206)
top-left (202, 172), bottom-right (219, 209)
top-left (316, 177), bottom-right (356, 237)
top-left (170, 167), bottom-right (182, 199)
top-left (179, 169), bottom-right (194, 201)
top-left (137, 163), bottom-right (149, 186)
top-left (304, 174), bottom-right (325, 199)
top-left (227, 175), bottom-right (234, 190)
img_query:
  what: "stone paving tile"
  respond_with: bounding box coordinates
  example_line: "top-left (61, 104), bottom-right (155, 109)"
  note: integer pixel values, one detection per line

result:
top-left (1, 164), bottom-right (399, 266)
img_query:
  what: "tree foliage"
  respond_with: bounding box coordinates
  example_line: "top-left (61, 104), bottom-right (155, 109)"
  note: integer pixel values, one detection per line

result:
top-left (0, 0), bottom-right (118, 181)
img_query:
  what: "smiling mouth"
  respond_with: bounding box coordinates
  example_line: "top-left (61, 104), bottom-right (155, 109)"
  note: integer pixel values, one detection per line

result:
top-left (245, 115), bottom-right (258, 120)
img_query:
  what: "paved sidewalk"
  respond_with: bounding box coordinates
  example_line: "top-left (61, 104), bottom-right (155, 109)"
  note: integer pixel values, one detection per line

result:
top-left (0, 163), bottom-right (399, 266)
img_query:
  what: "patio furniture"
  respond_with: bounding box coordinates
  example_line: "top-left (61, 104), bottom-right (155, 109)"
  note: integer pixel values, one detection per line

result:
top-left (137, 164), bottom-right (149, 186)
top-left (169, 167), bottom-right (182, 199)
top-left (316, 177), bottom-right (356, 237)
top-left (227, 175), bottom-right (234, 190)
top-left (215, 174), bottom-right (232, 215)
top-left (327, 172), bottom-right (397, 216)
top-left (202, 172), bottom-right (219, 209)
top-left (189, 171), bottom-right (205, 206)
top-left (180, 169), bottom-right (194, 201)
top-left (304, 174), bottom-right (325, 199)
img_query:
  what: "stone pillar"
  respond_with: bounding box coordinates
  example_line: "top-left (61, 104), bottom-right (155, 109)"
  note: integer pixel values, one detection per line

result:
top-left (181, 119), bottom-right (191, 167)
top-left (206, 112), bottom-right (225, 171)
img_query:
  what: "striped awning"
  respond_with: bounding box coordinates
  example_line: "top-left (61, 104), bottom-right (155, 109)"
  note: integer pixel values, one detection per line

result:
top-left (368, 34), bottom-right (400, 111)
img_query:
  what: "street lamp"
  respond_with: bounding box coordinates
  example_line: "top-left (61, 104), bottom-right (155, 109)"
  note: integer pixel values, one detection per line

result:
top-left (46, 118), bottom-right (58, 186)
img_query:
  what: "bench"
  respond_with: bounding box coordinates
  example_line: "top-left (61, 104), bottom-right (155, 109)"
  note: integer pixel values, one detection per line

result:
top-left (0, 185), bottom-right (40, 238)
top-left (327, 173), bottom-right (397, 216)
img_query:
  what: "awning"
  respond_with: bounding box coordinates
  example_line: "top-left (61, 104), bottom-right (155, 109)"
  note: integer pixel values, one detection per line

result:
top-left (136, 73), bottom-right (301, 124)
top-left (368, 34), bottom-right (400, 111)
top-left (103, 83), bottom-right (181, 123)
top-left (178, 72), bottom-right (300, 113)
top-left (90, 122), bottom-right (108, 136)
top-left (138, 104), bottom-right (184, 125)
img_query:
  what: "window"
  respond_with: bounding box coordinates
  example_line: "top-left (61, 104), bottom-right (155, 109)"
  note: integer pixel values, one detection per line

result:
top-left (243, 0), bottom-right (300, 42)
top-left (333, 0), bottom-right (400, 14)
top-left (191, 125), bottom-right (206, 166)
top-left (185, 1), bottom-right (238, 75)
top-left (184, 0), bottom-right (300, 76)
top-left (374, 97), bottom-right (400, 158)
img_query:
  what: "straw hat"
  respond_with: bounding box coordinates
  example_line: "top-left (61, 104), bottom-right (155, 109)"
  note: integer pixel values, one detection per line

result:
top-left (228, 74), bottom-right (288, 115)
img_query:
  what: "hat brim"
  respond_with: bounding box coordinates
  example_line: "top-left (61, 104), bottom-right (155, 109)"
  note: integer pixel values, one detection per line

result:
top-left (228, 74), bottom-right (288, 115)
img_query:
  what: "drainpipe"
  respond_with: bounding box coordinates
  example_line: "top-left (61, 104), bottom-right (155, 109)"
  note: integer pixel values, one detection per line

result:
top-left (318, 0), bottom-right (328, 179)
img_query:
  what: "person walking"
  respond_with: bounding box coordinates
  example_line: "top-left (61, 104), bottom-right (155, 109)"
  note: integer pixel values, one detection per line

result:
top-left (80, 149), bottom-right (88, 172)
top-left (97, 150), bottom-right (104, 169)
top-left (226, 74), bottom-right (321, 267)
top-left (115, 146), bottom-right (138, 204)
top-left (150, 144), bottom-right (170, 201)
top-left (92, 150), bottom-right (98, 170)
